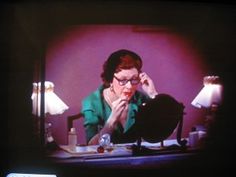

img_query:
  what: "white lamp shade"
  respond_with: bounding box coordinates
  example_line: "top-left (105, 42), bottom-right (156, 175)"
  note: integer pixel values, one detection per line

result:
top-left (191, 83), bottom-right (223, 108)
top-left (31, 81), bottom-right (69, 116)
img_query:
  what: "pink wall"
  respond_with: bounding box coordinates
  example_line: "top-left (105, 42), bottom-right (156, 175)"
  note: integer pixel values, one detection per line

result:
top-left (45, 25), bottom-right (208, 145)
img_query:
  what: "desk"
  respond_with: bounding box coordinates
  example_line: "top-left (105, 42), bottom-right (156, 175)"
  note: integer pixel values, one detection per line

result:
top-left (4, 139), bottom-right (227, 177)
top-left (47, 139), bottom-right (201, 170)
top-left (49, 139), bottom-right (186, 157)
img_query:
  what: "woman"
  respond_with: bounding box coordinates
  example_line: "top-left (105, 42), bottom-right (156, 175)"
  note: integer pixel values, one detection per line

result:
top-left (81, 49), bottom-right (158, 145)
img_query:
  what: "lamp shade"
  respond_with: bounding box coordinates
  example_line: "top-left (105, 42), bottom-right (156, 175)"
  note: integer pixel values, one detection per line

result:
top-left (31, 81), bottom-right (69, 116)
top-left (191, 76), bottom-right (223, 108)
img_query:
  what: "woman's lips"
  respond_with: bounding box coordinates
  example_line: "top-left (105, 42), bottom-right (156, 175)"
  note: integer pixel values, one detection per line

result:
top-left (124, 92), bottom-right (132, 97)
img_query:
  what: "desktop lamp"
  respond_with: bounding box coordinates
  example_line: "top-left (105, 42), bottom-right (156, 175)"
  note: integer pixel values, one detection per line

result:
top-left (31, 81), bottom-right (69, 116)
top-left (191, 76), bottom-right (223, 109)
top-left (191, 76), bottom-right (223, 133)
top-left (31, 81), bottom-right (69, 147)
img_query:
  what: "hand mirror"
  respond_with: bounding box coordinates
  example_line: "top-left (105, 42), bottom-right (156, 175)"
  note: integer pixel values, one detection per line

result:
top-left (135, 93), bottom-right (186, 145)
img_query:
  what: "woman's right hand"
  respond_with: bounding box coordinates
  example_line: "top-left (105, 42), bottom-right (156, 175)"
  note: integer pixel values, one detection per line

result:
top-left (107, 98), bottom-right (128, 127)
top-left (89, 98), bottom-right (128, 145)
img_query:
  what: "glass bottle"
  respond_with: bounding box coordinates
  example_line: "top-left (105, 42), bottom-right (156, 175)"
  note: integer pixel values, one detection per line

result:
top-left (68, 127), bottom-right (77, 151)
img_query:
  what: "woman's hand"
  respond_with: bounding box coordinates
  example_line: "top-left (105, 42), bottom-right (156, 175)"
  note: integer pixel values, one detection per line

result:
top-left (91, 97), bottom-right (128, 145)
top-left (139, 72), bottom-right (158, 98)
top-left (107, 98), bottom-right (128, 128)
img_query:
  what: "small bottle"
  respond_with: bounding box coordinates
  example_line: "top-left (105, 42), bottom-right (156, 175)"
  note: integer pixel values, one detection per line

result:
top-left (68, 127), bottom-right (77, 151)
top-left (189, 127), bottom-right (199, 148)
top-left (98, 133), bottom-right (111, 147)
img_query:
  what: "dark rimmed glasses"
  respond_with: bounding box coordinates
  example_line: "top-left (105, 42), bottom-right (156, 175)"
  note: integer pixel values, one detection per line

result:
top-left (114, 75), bottom-right (140, 86)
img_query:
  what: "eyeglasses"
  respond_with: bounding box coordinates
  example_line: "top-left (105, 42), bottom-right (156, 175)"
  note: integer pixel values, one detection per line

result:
top-left (114, 75), bottom-right (140, 86)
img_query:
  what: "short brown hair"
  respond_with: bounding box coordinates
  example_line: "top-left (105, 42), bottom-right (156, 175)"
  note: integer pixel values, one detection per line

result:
top-left (101, 49), bottom-right (142, 87)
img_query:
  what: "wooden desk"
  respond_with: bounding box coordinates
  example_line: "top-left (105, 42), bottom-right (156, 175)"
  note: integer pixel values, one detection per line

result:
top-left (4, 139), bottom-right (228, 177)
top-left (48, 139), bottom-right (191, 159)
top-left (46, 139), bottom-right (202, 173)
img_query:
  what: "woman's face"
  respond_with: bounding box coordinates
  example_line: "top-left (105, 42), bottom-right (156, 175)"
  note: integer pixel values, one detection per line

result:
top-left (112, 67), bottom-right (140, 101)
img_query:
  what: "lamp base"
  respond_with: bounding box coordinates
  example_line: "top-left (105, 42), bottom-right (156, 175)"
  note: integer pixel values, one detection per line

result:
top-left (45, 137), bottom-right (61, 151)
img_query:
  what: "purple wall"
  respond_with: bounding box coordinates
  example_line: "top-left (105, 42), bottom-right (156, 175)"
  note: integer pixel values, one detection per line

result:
top-left (45, 25), bottom-right (208, 145)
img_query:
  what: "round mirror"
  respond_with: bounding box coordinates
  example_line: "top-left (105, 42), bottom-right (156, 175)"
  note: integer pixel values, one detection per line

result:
top-left (136, 94), bottom-right (185, 143)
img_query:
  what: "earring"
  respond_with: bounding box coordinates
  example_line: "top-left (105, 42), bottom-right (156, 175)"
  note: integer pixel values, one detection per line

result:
top-left (110, 84), bottom-right (114, 92)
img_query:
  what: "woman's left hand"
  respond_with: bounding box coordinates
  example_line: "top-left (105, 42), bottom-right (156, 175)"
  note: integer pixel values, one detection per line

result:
top-left (139, 72), bottom-right (158, 98)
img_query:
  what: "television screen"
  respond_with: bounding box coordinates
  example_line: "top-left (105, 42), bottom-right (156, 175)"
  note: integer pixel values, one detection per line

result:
top-left (3, 1), bottom-right (234, 177)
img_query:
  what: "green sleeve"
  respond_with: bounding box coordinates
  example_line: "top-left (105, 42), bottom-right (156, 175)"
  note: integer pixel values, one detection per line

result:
top-left (81, 92), bottom-right (102, 143)
top-left (83, 110), bottom-right (99, 143)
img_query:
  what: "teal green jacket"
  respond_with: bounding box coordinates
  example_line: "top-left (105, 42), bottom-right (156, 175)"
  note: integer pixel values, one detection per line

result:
top-left (81, 85), bottom-right (149, 144)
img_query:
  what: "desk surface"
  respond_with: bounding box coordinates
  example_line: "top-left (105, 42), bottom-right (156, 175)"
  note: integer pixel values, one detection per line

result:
top-left (4, 139), bottom-right (225, 177)
top-left (49, 139), bottom-right (184, 157)
top-left (47, 139), bottom-right (200, 168)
